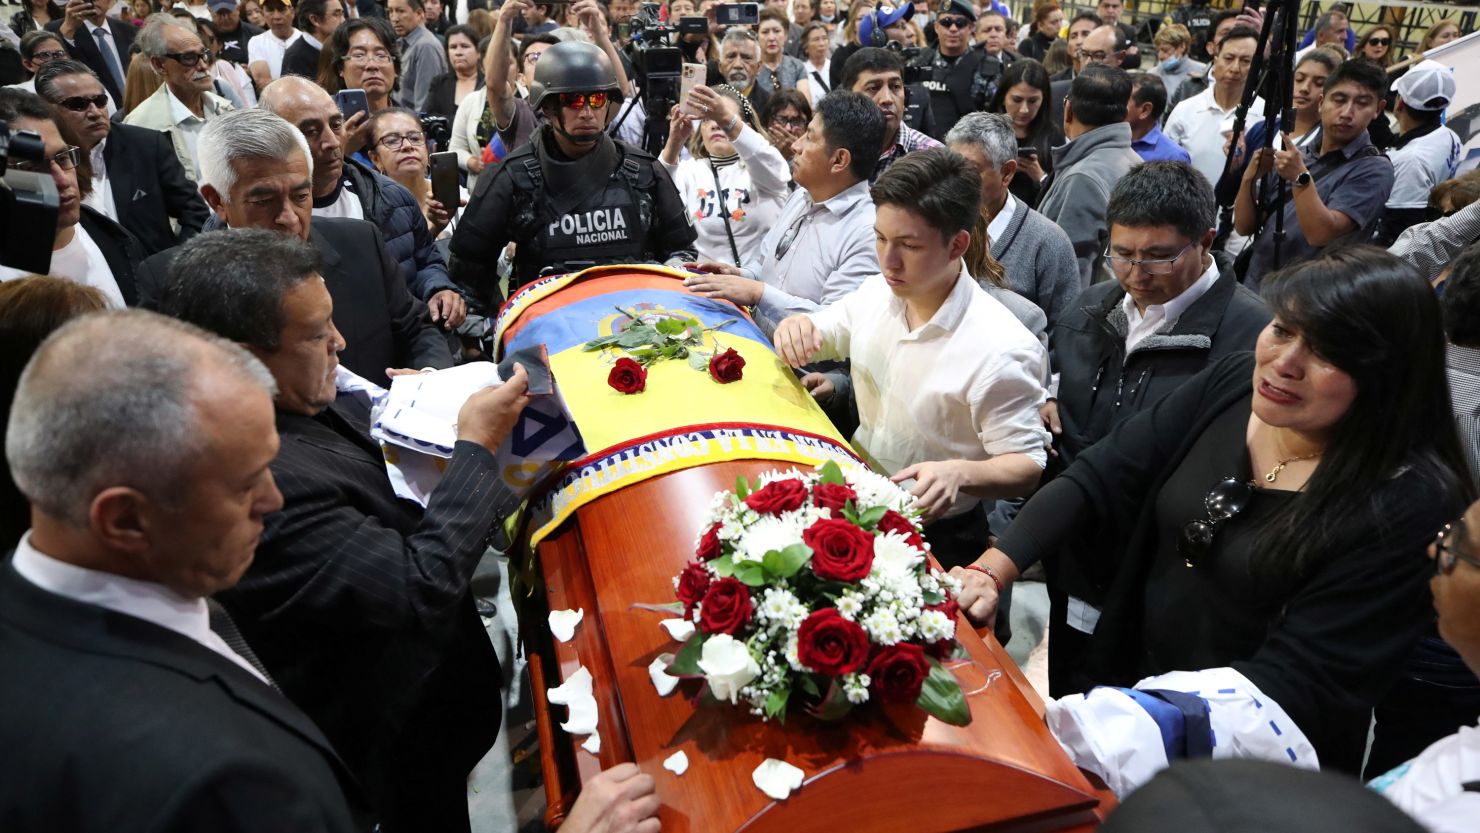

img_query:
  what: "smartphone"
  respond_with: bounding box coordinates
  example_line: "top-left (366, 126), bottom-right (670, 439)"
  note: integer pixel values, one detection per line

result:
top-left (678, 63), bottom-right (705, 115)
top-left (430, 152), bottom-right (460, 217)
top-left (715, 2), bottom-right (758, 26)
top-left (1016, 147), bottom-right (1038, 158)
top-left (335, 88), bottom-right (369, 121)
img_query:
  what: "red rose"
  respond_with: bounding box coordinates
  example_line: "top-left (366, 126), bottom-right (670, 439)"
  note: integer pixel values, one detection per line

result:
top-left (796, 608), bottom-right (870, 676)
top-left (867, 643), bottom-right (930, 703)
top-left (877, 509), bottom-right (925, 550)
top-left (928, 597), bottom-right (960, 623)
top-left (812, 482), bottom-right (858, 513)
top-left (708, 348), bottom-right (746, 383)
top-left (803, 518), bottom-right (875, 582)
top-left (696, 523), bottom-right (723, 561)
top-left (697, 577), bottom-right (753, 636)
top-left (607, 357), bottom-right (647, 394)
top-left (744, 478), bottom-right (808, 515)
top-left (675, 560), bottom-right (711, 614)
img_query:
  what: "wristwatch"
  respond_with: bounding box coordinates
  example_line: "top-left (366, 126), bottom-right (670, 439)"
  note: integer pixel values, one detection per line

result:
top-left (1295, 171), bottom-right (1313, 189)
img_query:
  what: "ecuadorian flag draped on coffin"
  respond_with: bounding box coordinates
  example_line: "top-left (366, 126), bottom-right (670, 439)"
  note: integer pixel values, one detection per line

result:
top-left (494, 264), bottom-right (860, 546)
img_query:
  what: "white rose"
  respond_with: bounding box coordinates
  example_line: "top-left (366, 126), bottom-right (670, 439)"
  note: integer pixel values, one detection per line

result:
top-left (698, 634), bottom-right (761, 704)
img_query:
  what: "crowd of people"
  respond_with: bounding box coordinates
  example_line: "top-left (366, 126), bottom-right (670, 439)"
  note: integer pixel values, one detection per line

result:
top-left (4, 0), bottom-right (1480, 830)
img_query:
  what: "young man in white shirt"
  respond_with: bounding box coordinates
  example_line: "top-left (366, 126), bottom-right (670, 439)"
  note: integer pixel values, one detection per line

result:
top-left (773, 146), bottom-right (1050, 569)
top-left (1164, 24), bottom-right (1261, 186)
top-left (1377, 60), bottom-right (1461, 246)
top-left (246, 0), bottom-right (302, 89)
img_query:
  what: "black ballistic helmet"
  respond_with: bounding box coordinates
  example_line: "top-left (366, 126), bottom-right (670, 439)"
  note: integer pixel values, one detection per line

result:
top-left (529, 41), bottom-right (624, 111)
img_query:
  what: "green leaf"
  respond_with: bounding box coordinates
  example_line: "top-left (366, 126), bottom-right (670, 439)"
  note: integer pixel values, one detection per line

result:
top-left (841, 505), bottom-right (860, 526)
top-left (617, 328), bottom-right (656, 349)
top-left (922, 588), bottom-right (945, 606)
top-left (857, 506), bottom-right (888, 529)
top-left (797, 674), bottom-right (821, 699)
top-left (732, 559), bottom-right (767, 587)
top-left (666, 632), bottom-right (707, 677)
top-left (916, 659), bottom-right (971, 726)
top-left (808, 679), bottom-right (854, 721)
top-left (687, 352), bottom-right (709, 370)
top-left (655, 317), bottom-right (687, 336)
top-left (817, 460), bottom-right (845, 486)
top-left (630, 601), bottom-right (686, 614)
top-left (762, 543), bottom-right (812, 580)
top-left (711, 553), bottom-right (735, 578)
top-left (764, 686), bottom-right (790, 722)
top-left (735, 475), bottom-right (751, 500)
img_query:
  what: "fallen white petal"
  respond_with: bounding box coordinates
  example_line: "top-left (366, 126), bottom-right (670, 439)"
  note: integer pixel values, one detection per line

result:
top-left (548, 608), bottom-right (584, 643)
top-left (663, 750), bottom-right (689, 775)
top-left (546, 666), bottom-right (599, 735)
top-left (648, 654), bottom-right (680, 697)
top-left (752, 758), bottom-right (805, 800)
top-left (659, 617), bottom-right (696, 641)
top-left (581, 730), bottom-right (601, 754)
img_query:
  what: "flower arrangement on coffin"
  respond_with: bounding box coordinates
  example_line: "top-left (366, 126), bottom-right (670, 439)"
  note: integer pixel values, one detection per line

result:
top-left (584, 307), bottom-right (745, 394)
top-left (661, 461), bottom-right (972, 726)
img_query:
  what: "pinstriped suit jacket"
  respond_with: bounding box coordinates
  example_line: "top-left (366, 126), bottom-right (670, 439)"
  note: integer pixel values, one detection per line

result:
top-left (218, 400), bottom-right (519, 817)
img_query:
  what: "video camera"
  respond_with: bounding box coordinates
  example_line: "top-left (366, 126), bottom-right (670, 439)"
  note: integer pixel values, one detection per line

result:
top-left (0, 119), bottom-right (60, 276)
top-left (624, 2), bottom-right (709, 154)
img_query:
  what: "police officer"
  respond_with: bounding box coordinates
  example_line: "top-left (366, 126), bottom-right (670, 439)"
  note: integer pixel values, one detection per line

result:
top-left (910, 0), bottom-right (1005, 140)
top-left (450, 41), bottom-right (697, 304)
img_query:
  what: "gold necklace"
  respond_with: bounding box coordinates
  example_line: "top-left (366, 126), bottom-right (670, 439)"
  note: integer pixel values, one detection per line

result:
top-left (1265, 452), bottom-right (1321, 483)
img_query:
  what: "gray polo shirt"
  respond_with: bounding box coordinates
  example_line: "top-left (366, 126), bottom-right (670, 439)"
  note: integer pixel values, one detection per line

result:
top-left (1242, 129), bottom-right (1393, 290)
top-left (397, 25), bottom-right (449, 112)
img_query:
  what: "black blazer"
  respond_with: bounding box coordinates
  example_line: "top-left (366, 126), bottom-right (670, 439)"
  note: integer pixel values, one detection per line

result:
top-left (0, 563), bottom-right (367, 832)
top-left (219, 402), bottom-right (514, 828)
top-left (282, 35), bottom-right (322, 80)
top-left (425, 70), bottom-right (482, 121)
top-left (135, 217), bottom-right (454, 386)
top-left (102, 122), bottom-right (210, 257)
top-left (77, 204), bottom-right (144, 306)
top-left (45, 18), bottom-right (137, 108)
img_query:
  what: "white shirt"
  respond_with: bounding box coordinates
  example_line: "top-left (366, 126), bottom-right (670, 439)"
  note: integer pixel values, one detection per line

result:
top-left (742, 177), bottom-right (878, 335)
top-left (1370, 720), bottom-right (1480, 833)
top-left (83, 138), bottom-right (118, 222)
top-left (0, 225), bottom-right (125, 307)
top-left (1120, 257), bottom-right (1219, 353)
top-left (247, 27), bottom-right (302, 80)
top-left (1164, 85), bottom-right (1265, 187)
top-left (660, 126), bottom-right (792, 268)
top-left (804, 59), bottom-right (830, 108)
top-left (986, 192), bottom-right (1017, 247)
top-left (164, 86), bottom-right (209, 177)
top-left (313, 184), bottom-right (367, 220)
top-left (808, 265), bottom-right (1051, 516)
top-left (1388, 125), bottom-right (1462, 209)
top-left (11, 534), bottom-right (270, 685)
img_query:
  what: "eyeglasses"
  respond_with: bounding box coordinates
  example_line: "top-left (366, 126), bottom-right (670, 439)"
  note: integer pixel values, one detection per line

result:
top-left (770, 115), bottom-right (808, 129)
top-left (774, 209), bottom-right (814, 260)
top-left (559, 91), bottom-right (609, 110)
top-left (1367, 37), bottom-right (1391, 46)
top-left (524, 50), bottom-right (543, 65)
top-left (162, 49), bottom-right (213, 66)
top-left (9, 145), bottom-right (82, 174)
top-left (376, 131), bottom-right (426, 150)
top-left (29, 49), bottom-right (71, 63)
top-left (53, 93), bottom-right (111, 112)
top-left (937, 15), bottom-right (970, 29)
top-left (348, 48), bottom-right (393, 65)
top-left (1179, 476), bottom-right (1253, 567)
top-left (1082, 49), bottom-right (1121, 63)
top-left (1104, 241), bottom-right (1195, 276)
top-left (1433, 517), bottom-right (1480, 575)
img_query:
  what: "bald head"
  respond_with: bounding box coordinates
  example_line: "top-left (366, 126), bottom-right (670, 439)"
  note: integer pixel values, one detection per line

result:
top-left (7, 310), bottom-right (283, 596)
top-left (259, 75), bottom-right (348, 198)
top-left (1081, 25), bottom-right (1123, 68)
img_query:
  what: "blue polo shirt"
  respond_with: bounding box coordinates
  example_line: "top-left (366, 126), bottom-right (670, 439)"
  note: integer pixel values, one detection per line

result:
top-left (1241, 129), bottom-right (1394, 290)
top-left (1132, 124), bottom-right (1192, 165)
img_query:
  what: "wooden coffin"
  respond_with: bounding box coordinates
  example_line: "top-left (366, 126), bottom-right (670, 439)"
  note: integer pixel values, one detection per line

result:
top-left (524, 460), bottom-right (1114, 832)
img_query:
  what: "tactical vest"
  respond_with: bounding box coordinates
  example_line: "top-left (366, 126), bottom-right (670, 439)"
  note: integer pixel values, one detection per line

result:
top-left (912, 49), bottom-right (1003, 135)
top-left (506, 143), bottom-right (658, 288)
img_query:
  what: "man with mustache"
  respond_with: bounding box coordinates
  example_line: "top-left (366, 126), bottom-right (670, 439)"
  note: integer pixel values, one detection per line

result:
top-left (122, 13), bottom-right (235, 182)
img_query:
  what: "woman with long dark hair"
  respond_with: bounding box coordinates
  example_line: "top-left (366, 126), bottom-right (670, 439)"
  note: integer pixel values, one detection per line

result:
top-left (955, 247), bottom-right (1471, 788)
top-left (989, 58), bottom-right (1060, 208)
top-left (8, 0), bottom-right (61, 38)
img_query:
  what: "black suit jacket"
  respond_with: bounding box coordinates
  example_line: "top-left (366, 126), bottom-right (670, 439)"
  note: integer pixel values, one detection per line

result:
top-left (135, 217), bottom-right (454, 386)
top-left (425, 69), bottom-right (482, 120)
top-left (45, 18), bottom-right (137, 109)
top-left (0, 563), bottom-right (367, 832)
top-left (77, 204), bottom-right (144, 306)
top-left (219, 402), bottom-right (513, 827)
top-left (102, 122), bottom-right (210, 257)
top-left (282, 36), bottom-right (322, 79)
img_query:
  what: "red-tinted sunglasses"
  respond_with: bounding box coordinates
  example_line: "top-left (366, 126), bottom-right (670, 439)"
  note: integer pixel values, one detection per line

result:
top-left (559, 91), bottom-right (610, 110)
